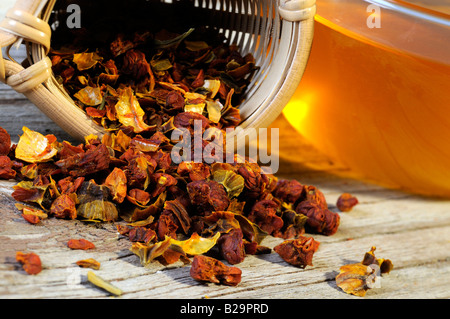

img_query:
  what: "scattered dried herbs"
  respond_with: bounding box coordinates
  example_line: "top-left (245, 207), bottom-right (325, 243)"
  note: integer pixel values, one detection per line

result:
top-left (0, 24), bottom-right (367, 292)
top-left (1, 121), bottom-right (345, 286)
top-left (49, 27), bottom-right (255, 136)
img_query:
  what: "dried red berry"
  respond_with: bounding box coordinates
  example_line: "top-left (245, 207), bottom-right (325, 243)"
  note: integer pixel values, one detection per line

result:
top-left (67, 239), bottom-right (96, 250)
top-left (217, 228), bottom-right (246, 265)
top-left (296, 200), bottom-right (340, 236)
top-left (248, 200), bottom-right (283, 235)
top-left (336, 193), bottom-right (359, 212)
top-left (16, 251), bottom-right (42, 275)
top-left (0, 126), bottom-right (11, 156)
top-left (190, 255), bottom-right (242, 286)
top-left (274, 236), bottom-right (320, 268)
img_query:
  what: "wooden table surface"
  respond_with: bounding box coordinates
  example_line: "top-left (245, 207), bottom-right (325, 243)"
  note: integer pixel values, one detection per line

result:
top-left (0, 57), bottom-right (449, 300)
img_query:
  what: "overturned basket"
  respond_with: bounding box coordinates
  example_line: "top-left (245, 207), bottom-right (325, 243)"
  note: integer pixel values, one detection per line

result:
top-left (0, 0), bottom-right (315, 143)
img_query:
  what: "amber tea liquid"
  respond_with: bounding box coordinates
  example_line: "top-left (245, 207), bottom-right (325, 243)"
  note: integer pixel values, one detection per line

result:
top-left (284, 20), bottom-right (450, 197)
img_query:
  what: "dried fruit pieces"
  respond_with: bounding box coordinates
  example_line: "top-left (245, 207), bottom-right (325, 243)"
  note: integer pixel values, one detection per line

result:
top-left (50, 193), bottom-right (77, 219)
top-left (0, 126), bottom-right (11, 156)
top-left (15, 127), bottom-right (58, 163)
top-left (55, 143), bottom-right (110, 177)
top-left (130, 232), bottom-right (221, 266)
top-left (274, 236), bottom-right (320, 268)
top-left (76, 180), bottom-right (118, 222)
top-left (67, 238), bottom-right (96, 250)
top-left (336, 247), bottom-right (394, 297)
top-left (336, 193), bottom-right (359, 212)
top-left (0, 25), bottom-right (348, 289)
top-left (0, 156), bottom-right (16, 179)
top-left (16, 251), bottom-right (42, 275)
top-left (0, 122), bottom-right (345, 288)
top-left (16, 203), bottom-right (48, 224)
top-left (76, 258), bottom-right (101, 270)
top-left (190, 255), bottom-right (242, 286)
top-left (49, 27), bottom-right (256, 135)
top-left (295, 200), bottom-right (340, 236)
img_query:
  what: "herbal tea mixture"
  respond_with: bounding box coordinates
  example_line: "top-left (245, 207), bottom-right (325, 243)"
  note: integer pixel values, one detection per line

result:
top-left (50, 27), bottom-right (249, 134)
top-left (1, 25), bottom-right (392, 296)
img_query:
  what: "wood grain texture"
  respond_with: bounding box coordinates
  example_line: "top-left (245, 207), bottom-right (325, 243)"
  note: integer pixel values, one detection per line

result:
top-left (1, 76), bottom-right (450, 300)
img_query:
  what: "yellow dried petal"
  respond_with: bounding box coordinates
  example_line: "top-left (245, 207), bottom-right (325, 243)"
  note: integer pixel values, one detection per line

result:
top-left (169, 232), bottom-right (221, 256)
top-left (20, 163), bottom-right (38, 179)
top-left (203, 79), bottom-right (221, 99)
top-left (336, 246), bottom-right (394, 297)
top-left (84, 134), bottom-right (99, 145)
top-left (212, 167), bottom-right (245, 198)
top-left (184, 92), bottom-right (205, 100)
top-left (73, 52), bottom-right (103, 71)
top-left (102, 130), bottom-right (131, 152)
top-left (15, 127), bottom-right (58, 163)
top-left (184, 102), bottom-right (205, 115)
top-left (74, 86), bottom-right (103, 106)
top-left (184, 40), bottom-right (210, 51)
top-left (205, 100), bottom-right (223, 123)
top-left (130, 238), bottom-right (172, 266)
top-left (115, 87), bottom-right (152, 133)
top-left (336, 263), bottom-right (373, 297)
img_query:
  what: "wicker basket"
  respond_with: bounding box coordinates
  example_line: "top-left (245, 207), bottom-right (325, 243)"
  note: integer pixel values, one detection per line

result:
top-left (0, 0), bottom-right (315, 143)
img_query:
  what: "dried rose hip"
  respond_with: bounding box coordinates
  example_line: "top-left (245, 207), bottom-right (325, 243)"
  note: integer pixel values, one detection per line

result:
top-left (336, 193), bottom-right (359, 212)
top-left (217, 228), bottom-right (246, 265)
top-left (274, 236), bottom-right (320, 268)
top-left (303, 185), bottom-right (328, 209)
top-left (0, 126), bottom-right (11, 156)
top-left (273, 179), bottom-right (304, 204)
top-left (190, 255), bottom-right (242, 286)
top-left (55, 144), bottom-right (110, 177)
top-left (50, 193), bottom-right (77, 219)
top-left (0, 156), bottom-right (16, 179)
top-left (16, 251), bottom-right (42, 275)
top-left (248, 199), bottom-right (284, 235)
top-left (296, 200), bottom-right (340, 236)
top-left (67, 239), bottom-right (96, 250)
top-left (187, 180), bottom-right (230, 213)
